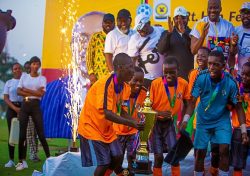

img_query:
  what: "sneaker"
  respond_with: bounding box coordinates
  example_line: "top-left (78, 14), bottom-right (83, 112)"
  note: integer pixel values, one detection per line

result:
top-left (30, 155), bottom-right (41, 162)
top-left (4, 160), bottom-right (15, 168)
top-left (16, 161), bottom-right (28, 171)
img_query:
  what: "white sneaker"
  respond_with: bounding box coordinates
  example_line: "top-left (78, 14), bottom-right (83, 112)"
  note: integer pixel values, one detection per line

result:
top-left (4, 160), bottom-right (15, 168)
top-left (16, 161), bottom-right (28, 171)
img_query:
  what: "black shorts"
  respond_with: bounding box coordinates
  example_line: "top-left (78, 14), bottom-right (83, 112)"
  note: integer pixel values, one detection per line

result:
top-left (79, 135), bottom-right (123, 167)
top-left (149, 120), bottom-right (177, 154)
top-left (230, 128), bottom-right (250, 169)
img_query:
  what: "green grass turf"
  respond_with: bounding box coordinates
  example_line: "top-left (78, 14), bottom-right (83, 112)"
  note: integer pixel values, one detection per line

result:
top-left (0, 118), bottom-right (79, 176)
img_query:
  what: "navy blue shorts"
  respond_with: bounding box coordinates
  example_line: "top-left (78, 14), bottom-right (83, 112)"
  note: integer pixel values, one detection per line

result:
top-left (230, 129), bottom-right (250, 169)
top-left (150, 120), bottom-right (177, 154)
top-left (117, 134), bottom-right (137, 158)
top-left (79, 135), bottom-right (123, 167)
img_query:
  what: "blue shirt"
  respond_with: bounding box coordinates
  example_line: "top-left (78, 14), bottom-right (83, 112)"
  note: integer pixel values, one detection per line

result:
top-left (191, 70), bottom-right (238, 128)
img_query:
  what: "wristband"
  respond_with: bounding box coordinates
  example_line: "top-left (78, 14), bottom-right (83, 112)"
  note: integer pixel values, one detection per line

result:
top-left (183, 114), bottom-right (190, 122)
top-left (240, 124), bottom-right (247, 134)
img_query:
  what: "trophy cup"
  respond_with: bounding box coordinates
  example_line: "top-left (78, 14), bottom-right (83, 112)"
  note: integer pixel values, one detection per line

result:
top-left (134, 91), bottom-right (156, 174)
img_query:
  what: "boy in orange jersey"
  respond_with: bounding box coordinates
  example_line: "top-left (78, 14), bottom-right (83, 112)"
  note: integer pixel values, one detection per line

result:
top-left (231, 62), bottom-right (250, 176)
top-left (150, 56), bottom-right (189, 176)
top-left (113, 66), bottom-right (147, 176)
top-left (77, 53), bottom-right (144, 176)
top-left (188, 47), bottom-right (210, 133)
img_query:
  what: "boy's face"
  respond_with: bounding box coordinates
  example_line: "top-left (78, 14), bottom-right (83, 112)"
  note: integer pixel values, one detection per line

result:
top-left (196, 49), bottom-right (208, 70)
top-left (163, 63), bottom-right (178, 84)
top-left (241, 65), bottom-right (250, 87)
top-left (24, 63), bottom-right (30, 73)
top-left (129, 72), bottom-right (144, 94)
top-left (30, 61), bottom-right (41, 73)
top-left (208, 56), bottom-right (225, 79)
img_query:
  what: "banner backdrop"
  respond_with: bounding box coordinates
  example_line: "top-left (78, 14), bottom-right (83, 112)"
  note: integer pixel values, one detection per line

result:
top-left (41, 0), bottom-right (245, 138)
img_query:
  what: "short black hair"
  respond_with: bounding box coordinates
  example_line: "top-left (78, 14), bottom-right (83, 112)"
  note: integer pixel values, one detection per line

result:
top-left (12, 62), bottom-right (21, 70)
top-left (199, 47), bottom-right (211, 55)
top-left (209, 50), bottom-right (225, 63)
top-left (29, 56), bottom-right (41, 64)
top-left (24, 61), bottom-right (30, 65)
top-left (163, 56), bottom-right (179, 68)
top-left (134, 66), bottom-right (144, 74)
top-left (113, 53), bottom-right (132, 71)
top-left (243, 61), bottom-right (250, 68)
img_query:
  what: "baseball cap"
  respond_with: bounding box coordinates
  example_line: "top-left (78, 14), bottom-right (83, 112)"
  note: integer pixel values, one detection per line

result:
top-left (240, 2), bottom-right (250, 12)
top-left (117, 9), bottom-right (131, 19)
top-left (173, 6), bottom-right (188, 17)
top-left (103, 13), bottom-right (115, 22)
top-left (134, 13), bottom-right (150, 31)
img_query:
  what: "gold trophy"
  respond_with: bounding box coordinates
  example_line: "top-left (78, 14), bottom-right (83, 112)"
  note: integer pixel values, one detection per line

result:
top-left (134, 91), bottom-right (156, 174)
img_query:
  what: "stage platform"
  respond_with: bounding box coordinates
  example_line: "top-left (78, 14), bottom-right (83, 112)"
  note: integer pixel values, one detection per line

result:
top-left (32, 149), bottom-right (250, 176)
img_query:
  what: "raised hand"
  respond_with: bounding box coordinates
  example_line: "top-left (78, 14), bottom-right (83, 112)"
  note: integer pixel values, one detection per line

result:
top-left (168, 16), bottom-right (174, 33)
top-left (202, 22), bottom-right (209, 37)
top-left (231, 32), bottom-right (239, 46)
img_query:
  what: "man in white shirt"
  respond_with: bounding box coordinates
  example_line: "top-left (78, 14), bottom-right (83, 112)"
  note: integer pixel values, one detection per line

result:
top-left (104, 9), bottom-right (134, 72)
top-left (235, 2), bottom-right (250, 74)
top-left (190, 0), bottom-right (237, 68)
top-left (127, 13), bottom-right (164, 88)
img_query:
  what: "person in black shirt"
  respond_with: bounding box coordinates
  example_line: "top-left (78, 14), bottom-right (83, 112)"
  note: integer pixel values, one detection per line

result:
top-left (158, 6), bottom-right (194, 80)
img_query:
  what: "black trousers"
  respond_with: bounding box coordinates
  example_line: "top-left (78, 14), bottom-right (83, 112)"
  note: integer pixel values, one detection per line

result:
top-left (18, 99), bottom-right (50, 160)
top-left (6, 102), bottom-right (21, 159)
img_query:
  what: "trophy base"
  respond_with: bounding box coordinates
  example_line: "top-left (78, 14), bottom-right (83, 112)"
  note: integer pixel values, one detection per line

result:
top-left (70, 147), bottom-right (79, 152)
top-left (134, 160), bottom-right (152, 175)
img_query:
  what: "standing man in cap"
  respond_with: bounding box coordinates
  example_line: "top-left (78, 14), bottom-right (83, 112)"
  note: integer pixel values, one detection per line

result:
top-left (86, 13), bottom-right (115, 86)
top-left (158, 6), bottom-right (193, 80)
top-left (128, 13), bottom-right (165, 88)
top-left (234, 2), bottom-right (250, 75)
top-left (104, 9), bottom-right (134, 72)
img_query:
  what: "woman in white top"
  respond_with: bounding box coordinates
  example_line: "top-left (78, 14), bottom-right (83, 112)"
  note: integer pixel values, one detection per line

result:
top-left (3, 63), bottom-right (22, 168)
top-left (16, 56), bottom-right (50, 171)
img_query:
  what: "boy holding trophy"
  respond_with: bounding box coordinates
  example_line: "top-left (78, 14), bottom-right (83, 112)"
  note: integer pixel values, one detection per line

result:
top-left (113, 66), bottom-right (147, 175)
top-left (78, 53), bottom-right (144, 176)
top-left (150, 56), bottom-right (189, 176)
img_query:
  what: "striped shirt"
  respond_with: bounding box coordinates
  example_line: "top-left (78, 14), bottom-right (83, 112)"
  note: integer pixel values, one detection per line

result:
top-left (86, 31), bottom-right (109, 79)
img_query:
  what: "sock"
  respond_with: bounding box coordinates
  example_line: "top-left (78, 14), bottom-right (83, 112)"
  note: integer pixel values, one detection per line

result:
top-left (153, 167), bottom-right (162, 176)
top-left (233, 170), bottom-right (242, 176)
top-left (104, 169), bottom-right (113, 176)
top-left (219, 169), bottom-right (229, 176)
top-left (209, 166), bottom-right (219, 176)
top-left (171, 165), bottom-right (180, 176)
top-left (194, 171), bottom-right (204, 176)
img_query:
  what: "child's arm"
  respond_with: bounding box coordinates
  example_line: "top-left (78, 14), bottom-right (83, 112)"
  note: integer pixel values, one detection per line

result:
top-left (235, 102), bottom-right (249, 145)
top-left (104, 109), bottom-right (144, 131)
top-left (180, 96), bottom-right (197, 130)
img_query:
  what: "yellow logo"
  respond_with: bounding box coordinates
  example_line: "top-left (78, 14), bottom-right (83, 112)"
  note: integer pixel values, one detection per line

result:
top-left (155, 3), bottom-right (168, 16)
